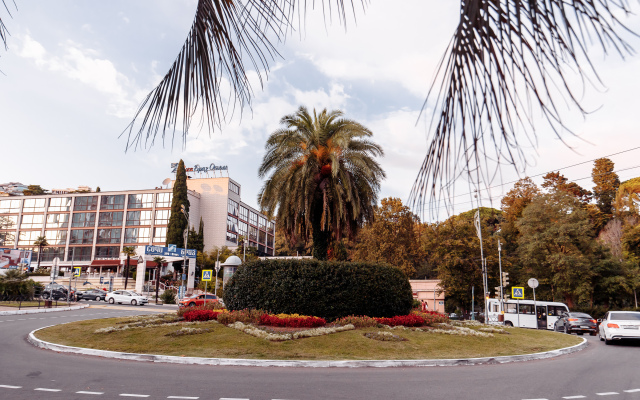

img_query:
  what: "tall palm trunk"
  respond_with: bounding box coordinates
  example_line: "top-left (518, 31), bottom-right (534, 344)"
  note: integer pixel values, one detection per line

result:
top-left (311, 200), bottom-right (330, 261)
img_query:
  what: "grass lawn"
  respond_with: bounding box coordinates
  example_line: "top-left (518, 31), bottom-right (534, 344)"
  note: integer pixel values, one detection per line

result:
top-left (34, 316), bottom-right (583, 360)
top-left (0, 301), bottom-right (70, 308)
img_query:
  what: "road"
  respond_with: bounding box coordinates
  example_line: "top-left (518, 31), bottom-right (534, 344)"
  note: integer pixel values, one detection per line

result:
top-left (1, 305), bottom-right (639, 400)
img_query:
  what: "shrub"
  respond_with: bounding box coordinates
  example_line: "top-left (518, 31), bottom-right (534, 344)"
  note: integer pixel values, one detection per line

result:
top-left (160, 289), bottom-right (176, 304)
top-left (223, 259), bottom-right (413, 320)
top-left (176, 301), bottom-right (225, 318)
top-left (412, 310), bottom-right (449, 325)
top-left (259, 314), bottom-right (326, 328)
top-left (217, 309), bottom-right (267, 325)
top-left (374, 314), bottom-right (426, 327)
top-left (333, 315), bottom-right (379, 328)
top-left (183, 309), bottom-right (221, 322)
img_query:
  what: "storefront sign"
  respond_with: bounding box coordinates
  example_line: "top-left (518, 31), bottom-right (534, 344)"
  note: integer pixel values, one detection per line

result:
top-left (171, 162), bottom-right (228, 174)
top-left (144, 245), bottom-right (196, 259)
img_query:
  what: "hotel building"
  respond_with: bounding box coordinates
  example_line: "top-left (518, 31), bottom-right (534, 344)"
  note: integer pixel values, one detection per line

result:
top-left (0, 176), bottom-right (275, 274)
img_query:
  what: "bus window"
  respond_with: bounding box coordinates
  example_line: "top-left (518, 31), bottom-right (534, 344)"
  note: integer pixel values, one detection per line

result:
top-left (548, 306), bottom-right (565, 316)
top-left (519, 304), bottom-right (534, 314)
top-left (492, 303), bottom-right (500, 312)
top-left (505, 303), bottom-right (517, 314)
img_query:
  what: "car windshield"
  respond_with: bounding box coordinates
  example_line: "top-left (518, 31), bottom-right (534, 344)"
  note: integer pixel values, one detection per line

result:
top-left (610, 312), bottom-right (640, 321)
top-left (571, 313), bottom-right (592, 318)
top-left (129, 292), bottom-right (142, 296)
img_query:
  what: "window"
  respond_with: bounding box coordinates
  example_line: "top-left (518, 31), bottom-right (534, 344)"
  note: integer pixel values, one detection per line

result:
top-left (153, 227), bottom-right (167, 243)
top-left (74, 196), bottom-right (98, 211)
top-left (100, 195), bottom-right (125, 210)
top-left (23, 198), bottom-right (46, 213)
top-left (98, 211), bottom-right (123, 227)
top-left (156, 192), bottom-right (172, 207)
top-left (1, 215), bottom-right (18, 229)
top-left (45, 230), bottom-right (67, 245)
top-left (0, 199), bottom-right (22, 213)
top-left (41, 247), bottom-right (66, 262)
top-left (48, 197), bottom-right (72, 212)
top-left (127, 193), bottom-right (154, 209)
top-left (249, 226), bottom-right (258, 241)
top-left (238, 221), bottom-right (248, 238)
top-left (0, 232), bottom-right (15, 246)
top-left (267, 234), bottom-right (274, 248)
top-left (229, 181), bottom-right (240, 195)
top-left (548, 306), bottom-right (568, 317)
top-left (258, 216), bottom-right (266, 230)
top-left (228, 199), bottom-right (238, 216)
top-left (239, 206), bottom-right (248, 221)
top-left (249, 211), bottom-right (258, 226)
top-left (18, 230), bottom-right (42, 245)
top-left (124, 227), bottom-right (151, 243)
top-left (71, 212), bottom-right (96, 228)
top-left (226, 231), bottom-right (237, 243)
top-left (505, 303), bottom-right (517, 314)
top-left (70, 229), bottom-right (94, 244)
top-left (69, 247), bottom-right (92, 261)
top-left (95, 246), bottom-right (120, 259)
top-left (258, 244), bottom-right (265, 254)
top-left (97, 228), bottom-right (122, 244)
top-left (269, 221), bottom-right (275, 234)
top-left (126, 211), bottom-right (153, 226)
top-left (258, 230), bottom-right (266, 244)
top-left (154, 209), bottom-right (170, 225)
top-left (519, 304), bottom-right (534, 315)
top-left (47, 213), bottom-right (69, 228)
top-left (21, 214), bottom-right (44, 229)
top-left (227, 216), bottom-right (238, 233)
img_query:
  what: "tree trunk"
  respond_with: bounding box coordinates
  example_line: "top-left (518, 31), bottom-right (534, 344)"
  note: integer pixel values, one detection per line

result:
top-left (124, 256), bottom-right (130, 289)
top-left (311, 206), bottom-right (330, 260)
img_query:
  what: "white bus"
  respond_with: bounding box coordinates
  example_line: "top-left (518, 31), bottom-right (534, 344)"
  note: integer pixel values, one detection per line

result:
top-left (487, 299), bottom-right (569, 329)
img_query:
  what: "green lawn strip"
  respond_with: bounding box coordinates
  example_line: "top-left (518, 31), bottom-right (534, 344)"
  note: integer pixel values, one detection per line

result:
top-left (0, 301), bottom-right (68, 308)
top-left (34, 317), bottom-right (582, 360)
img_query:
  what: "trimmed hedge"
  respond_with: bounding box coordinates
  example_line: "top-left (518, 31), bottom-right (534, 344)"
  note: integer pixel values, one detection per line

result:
top-left (223, 259), bottom-right (413, 320)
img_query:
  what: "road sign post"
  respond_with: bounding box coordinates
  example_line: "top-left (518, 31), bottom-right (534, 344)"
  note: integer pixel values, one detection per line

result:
top-left (202, 270), bottom-right (212, 295)
top-left (528, 278), bottom-right (539, 329)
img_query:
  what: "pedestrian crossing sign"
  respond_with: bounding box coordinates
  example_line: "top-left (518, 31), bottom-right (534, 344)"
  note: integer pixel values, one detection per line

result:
top-left (202, 270), bottom-right (213, 281)
top-left (73, 267), bottom-right (81, 277)
top-left (512, 287), bottom-right (525, 299)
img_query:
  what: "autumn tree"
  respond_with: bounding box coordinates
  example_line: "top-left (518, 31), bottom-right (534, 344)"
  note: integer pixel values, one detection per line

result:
top-left (22, 185), bottom-right (48, 196)
top-left (592, 158), bottom-right (620, 216)
top-left (352, 198), bottom-right (425, 277)
top-left (541, 172), bottom-right (591, 203)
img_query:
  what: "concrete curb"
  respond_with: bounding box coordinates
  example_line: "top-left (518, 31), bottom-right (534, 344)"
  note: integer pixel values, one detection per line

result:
top-left (28, 325), bottom-right (588, 368)
top-left (0, 304), bottom-right (89, 316)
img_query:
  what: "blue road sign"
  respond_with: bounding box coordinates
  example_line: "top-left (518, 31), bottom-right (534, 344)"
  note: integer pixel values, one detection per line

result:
top-left (168, 244), bottom-right (177, 252)
top-left (512, 287), bottom-right (525, 299)
top-left (100, 277), bottom-right (104, 284)
top-left (202, 270), bottom-right (213, 281)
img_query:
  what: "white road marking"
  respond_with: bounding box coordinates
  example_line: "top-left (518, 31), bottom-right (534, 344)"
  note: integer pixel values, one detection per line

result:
top-left (167, 397), bottom-right (199, 399)
top-left (76, 391), bottom-right (104, 395)
top-left (120, 394), bottom-right (150, 398)
top-left (35, 388), bottom-right (62, 392)
top-left (219, 398), bottom-right (250, 400)
top-left (625, 389), bottom-right (640, 393)
top-left (563, 396), bottom-right (586, 399)
top-left (596, 393), bottom-right (619, 396)
top-left (5, 320), bottom-right (14, 322)
top-left (0, 385), bottom-right (21, 389)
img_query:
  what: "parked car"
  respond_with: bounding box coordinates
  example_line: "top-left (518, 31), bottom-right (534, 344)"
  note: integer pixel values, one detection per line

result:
top-left (105, 290), bottom-right (148, 306)
top-left (554, 312), bottom-right (597, 335)
top-left (45, 283), bottom-right (76, 300)
top-left (79, 289), bottom-right (107, 301)
top-left (41, 289), bottom-right (68, 301)
top-left (598, 311), bottom-right (640, 345)
top-left (178, 293), bottom-right (219, 308)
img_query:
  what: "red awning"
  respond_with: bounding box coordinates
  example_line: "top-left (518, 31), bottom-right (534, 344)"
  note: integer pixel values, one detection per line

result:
top-left (90, 260), bottom-right (121, 266)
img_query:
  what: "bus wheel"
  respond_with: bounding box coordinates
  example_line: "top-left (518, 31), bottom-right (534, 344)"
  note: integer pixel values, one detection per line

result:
top-left (504, 321), bottom-right (513, 327)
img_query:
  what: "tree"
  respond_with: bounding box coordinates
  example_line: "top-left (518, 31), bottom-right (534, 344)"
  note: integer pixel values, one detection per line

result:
top-left (187, 218), bottom-right (204, 253)
top-left (121, 246), bottom-right (137, 290)
top-left (352, 198), bottom-right (424, 277)
top-left (152, 256), bottom-right (167, 302)
top-left (501, 178), bottom-right (540, 224)
top-left (96, 186), bottom-right (101, 193)
top-left (167, 159), bottom-right (190, 278)
top-left (615, 177), bottom-right (640, 216)
top-left (33, 236), bottom-right (48, 272)
top-left (592, 158), bottom-right (620, 216)
top-left (258, 106), bottom-right (385, 260)
top-left (22, 185), bottom-right (47, 196)
top-left (541, 172), bottom-right (592, 203)
top-left (516, 192), bottom-right (602, 308)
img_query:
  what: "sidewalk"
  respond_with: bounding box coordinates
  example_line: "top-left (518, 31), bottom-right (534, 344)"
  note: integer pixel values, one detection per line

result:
top-left (0, 303), bottom-right (89, 315)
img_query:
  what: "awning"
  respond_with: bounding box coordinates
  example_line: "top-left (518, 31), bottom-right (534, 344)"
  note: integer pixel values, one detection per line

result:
top-left (90, 260), bottom-right (121, 267)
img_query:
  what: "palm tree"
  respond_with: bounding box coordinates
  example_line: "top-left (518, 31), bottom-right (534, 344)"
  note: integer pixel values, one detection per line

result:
top-left (33, 236), bottom-right (48, 272)
top-left (121, 246), bottom-right (137, 290)
top-left (152, 256), bottom-right (167, 303)
top-left (258, 106), bottom-right (385, 260)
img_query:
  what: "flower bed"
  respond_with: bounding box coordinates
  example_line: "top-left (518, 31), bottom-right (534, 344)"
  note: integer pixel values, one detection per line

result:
top-left (259, 313), bottom-right (326, 328)
top-left (334, 315), bottom-right (378, 328)
top-left (183, 309), bottom-right (223, 322)
top-left (375, 314), bottom-right (426, 327)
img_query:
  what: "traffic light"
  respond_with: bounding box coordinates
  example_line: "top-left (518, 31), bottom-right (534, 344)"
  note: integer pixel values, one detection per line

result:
top-left (495, 286), bottom-right (501, 298)
top-left (502, 272), bottom-right (509, 287)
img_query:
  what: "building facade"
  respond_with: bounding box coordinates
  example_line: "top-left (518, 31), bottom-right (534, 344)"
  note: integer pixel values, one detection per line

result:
top-left (0, 177), bottom-right (274, 273)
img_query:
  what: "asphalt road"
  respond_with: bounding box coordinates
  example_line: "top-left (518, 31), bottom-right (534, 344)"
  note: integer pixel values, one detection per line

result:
top-left (1, 305), bottom-right (639, 400)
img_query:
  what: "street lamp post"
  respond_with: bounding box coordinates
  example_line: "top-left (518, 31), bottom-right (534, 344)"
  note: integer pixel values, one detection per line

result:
top-left (474, 193), bottom-right (489, 323)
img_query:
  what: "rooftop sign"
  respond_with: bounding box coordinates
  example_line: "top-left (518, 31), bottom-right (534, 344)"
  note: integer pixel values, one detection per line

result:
top-left (171, 162), bottom-right (228, 174)
top-left (145, 245), bottom-right (196, 259)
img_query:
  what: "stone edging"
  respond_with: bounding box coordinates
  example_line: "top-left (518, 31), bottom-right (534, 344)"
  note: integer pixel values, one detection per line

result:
top-left (28, 325), bottom-right (587, 368)
top-left (0, 304), bottom-right (89, 316)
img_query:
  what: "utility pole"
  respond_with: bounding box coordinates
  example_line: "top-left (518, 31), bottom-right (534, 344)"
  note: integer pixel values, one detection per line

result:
top-left (474, 193), bottom-right (488, 323)
top-left (498, 240), bottom-right (504, 321)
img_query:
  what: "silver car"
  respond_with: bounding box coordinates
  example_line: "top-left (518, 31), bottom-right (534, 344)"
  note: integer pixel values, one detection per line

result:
top-left (105, 290), bottom-right (148, 306)
top-left (598, 311), bottom-right (640, 345)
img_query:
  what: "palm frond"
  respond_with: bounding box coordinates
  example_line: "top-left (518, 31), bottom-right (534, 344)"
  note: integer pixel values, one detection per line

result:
top-left (0, 0), bottom-right (16, 52)
top-left (409, 0), bottom-right (637, 219)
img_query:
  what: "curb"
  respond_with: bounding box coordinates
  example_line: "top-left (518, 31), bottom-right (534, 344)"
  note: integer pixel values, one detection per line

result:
top-left (0, 304), bottom-right (89, 316)
top-left (28, 325), bottom-right (588, 368)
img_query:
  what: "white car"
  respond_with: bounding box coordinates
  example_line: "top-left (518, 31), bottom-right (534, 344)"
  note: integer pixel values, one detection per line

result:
top-left (598, 311), bottom-right (640, 345)
top-left (105, 290), bottom-right (148, 306)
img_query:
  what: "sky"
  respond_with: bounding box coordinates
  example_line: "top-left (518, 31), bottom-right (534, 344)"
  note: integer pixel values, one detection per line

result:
top-left (2, 1), bottom-right (640, 222)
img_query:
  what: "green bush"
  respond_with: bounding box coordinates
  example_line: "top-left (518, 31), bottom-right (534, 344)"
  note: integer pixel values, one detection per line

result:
top-left (223, 259), bottom-right (413, 321)
top-left (160, 289), bottom-right (176, 304)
